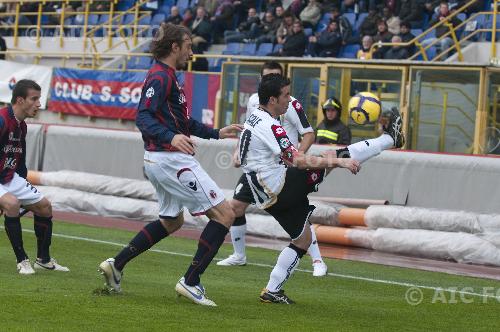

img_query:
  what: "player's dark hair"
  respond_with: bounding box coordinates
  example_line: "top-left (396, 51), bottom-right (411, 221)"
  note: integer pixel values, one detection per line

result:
top-left (258, 74), bottom-right (290, 105)
top-left (261, 61), bottom-right (283, 76)
top-left (11, 79), bottom-right (41, 104)
top-left (150, 23), bottom-right (191, 60)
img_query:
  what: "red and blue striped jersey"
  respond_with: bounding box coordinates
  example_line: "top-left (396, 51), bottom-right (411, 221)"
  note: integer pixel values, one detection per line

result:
top-left (136, 61), bottom-right (219, 152)
top-left (0, 106), bottom-right (27, 184)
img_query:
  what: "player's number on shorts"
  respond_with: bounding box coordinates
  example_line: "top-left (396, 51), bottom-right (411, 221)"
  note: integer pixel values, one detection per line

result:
top-left (239, 129), bottom-right (252, 166)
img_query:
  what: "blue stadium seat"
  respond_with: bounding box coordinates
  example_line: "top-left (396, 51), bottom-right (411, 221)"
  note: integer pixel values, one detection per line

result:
top-left (426, 46), bottom-right (437, 60)
top-left (316, 22), bottom-right (327, 33)
top-left (273, 44), bottom-right (283, 53)
top-left (355, 13), bottom-right (368, 32)
top-left (343, 13), bottom-right (356, 28)
top-left (303, 28), bottom-right (313, 37)
top-left (339, 44), bottom-right (360, 58)
top-left (256, 43), bottom-right (273, 55)
top-left (127, 56), bottom-right (152, 69)
top-left (158, 5), bottom-right (171, 15)
top-left (208, 58), bottom-right (222, 72)
top-left (241, 43), bottom-right (257, 55)
top-left (222, 43), bottom-right (242, 55)
top-left (163, 0), bottom-right (176, 6)
top-left (457, 13), bottom-right (467, 22)
top-left (151, 13), bottom-right (166, 26)
top-left (176, 0), bottom-right (190, 13)
top-left (117, 0), bottom-right (135, 11)
top-left (122, 14), bottom-right (135, 25)
top-left (411, 29), bottom-right (423, 37)
top-left (94, 14), bottom-right (110, 37)
top-left (320, 12), bottom-right (333, 23)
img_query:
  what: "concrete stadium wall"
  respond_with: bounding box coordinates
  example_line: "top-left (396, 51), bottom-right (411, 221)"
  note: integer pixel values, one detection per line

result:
top-left (27, 124), bottom-right (500, 214)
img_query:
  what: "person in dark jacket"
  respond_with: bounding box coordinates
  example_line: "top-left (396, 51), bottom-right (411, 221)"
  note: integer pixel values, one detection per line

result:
top-left (190, 6), bottom-right (213, 51)
top-left (397, 0), bottom-right (423, 28)
top-left (0, 32), bottom-right (6, 60)
top-left (384, 35), bottom-right (409, 59)
top-left (268, 20), bottom-right (307, 56)
top-left (165, 6), bottom-right (183, 25)
top-left (421, 1), bottom-right (462, 54)
top-left (331, 7), bottom-right (354, 45)
top-left (307, 20), bottom-right (342, 57)
top-left (399, 21), bottom-right (416, 55)
top-left (223, 7), bottom-right (260, 43)
top-left (315, 97), bottom-right (352, 145)
top-left (359, 7), bottom-right (381, 38)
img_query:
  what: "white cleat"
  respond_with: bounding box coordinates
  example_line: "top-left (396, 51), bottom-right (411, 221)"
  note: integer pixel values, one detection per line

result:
top-left (312, 260), bottom-right (328, 277)
top-left (216, 254), bottom-right (247, 266)
top-left (17, 259), bottom-right (35, 275)
top-left (175, 277), bottom-right (217, 306)
top-left (98, 258), bottom-right (122, 292)
top-left (34, 258), bottom-right (70, 272)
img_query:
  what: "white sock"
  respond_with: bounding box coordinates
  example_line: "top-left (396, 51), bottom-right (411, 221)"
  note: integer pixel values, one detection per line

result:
top-left (266, 246), bottom-right (301, 292)
top-left (230, 224), bottom-right (247, 257)
top-left (347, 134), bottom-right (394, 164)
top-left (308, 225), bottom-right (322, 262)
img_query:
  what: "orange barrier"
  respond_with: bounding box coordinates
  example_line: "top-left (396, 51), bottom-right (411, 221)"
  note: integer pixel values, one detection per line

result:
top-left (338, 208), bottom-right (366, 226)
top-left (314, 196), bottom-right (388, 207)
top-left (27, 170), bottom-right (42, 185)
top-left (313, 225), bottom-right (353, 246)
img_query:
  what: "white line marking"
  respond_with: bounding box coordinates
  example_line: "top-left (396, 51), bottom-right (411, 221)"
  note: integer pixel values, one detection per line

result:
top-left (5, 227), bottom-right (500, 301)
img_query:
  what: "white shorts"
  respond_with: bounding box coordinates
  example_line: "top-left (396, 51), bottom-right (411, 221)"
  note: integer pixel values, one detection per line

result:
top-left (144, 151), bottom-right (225, 217)
top-left (0, 173), bottom-right (44, 206)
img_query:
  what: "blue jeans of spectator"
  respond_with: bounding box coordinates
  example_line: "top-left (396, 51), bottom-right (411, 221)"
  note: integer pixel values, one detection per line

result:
top-left (421, 37), bottom-right (454, 52)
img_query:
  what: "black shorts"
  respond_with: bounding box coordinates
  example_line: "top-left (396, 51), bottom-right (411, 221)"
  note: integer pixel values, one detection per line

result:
top-left (233, 173), bottom-right (255, 204)
top-left (265, 167), bottom-right (326, 240)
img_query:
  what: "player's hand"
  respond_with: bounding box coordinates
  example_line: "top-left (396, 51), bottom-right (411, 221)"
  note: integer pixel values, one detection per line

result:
top-left (171, 134), bottom-right (196, 155)
top-left (219, 124), bottom-right (244, 139)
top-left (233, 149), bottom-right (241, 168)
top-left (337, 158), bottom-right (361, 174)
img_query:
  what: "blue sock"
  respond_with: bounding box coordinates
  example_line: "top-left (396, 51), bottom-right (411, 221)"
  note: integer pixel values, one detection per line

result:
top-left (4, 216), bottom-right (28, 263)
top-left (184, 220), bottom-right (228, 286)
top-left (114, 220), bottom-right (168, 271)
top-left (34, 215), bottom-right (52, 263)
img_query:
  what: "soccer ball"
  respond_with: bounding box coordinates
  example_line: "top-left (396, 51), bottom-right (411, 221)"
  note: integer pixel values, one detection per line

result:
top-left (348, 92), bottom-right (382, 125)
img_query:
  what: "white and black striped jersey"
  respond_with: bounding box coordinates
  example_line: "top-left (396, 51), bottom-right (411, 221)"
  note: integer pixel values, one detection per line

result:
top-left (239, 108), bottom-right (298, 209)
top-left (246, 93), bottom-right (313, 147)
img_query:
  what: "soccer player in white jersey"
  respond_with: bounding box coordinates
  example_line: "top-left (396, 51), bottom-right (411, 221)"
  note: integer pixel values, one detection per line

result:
top-left (241, 74), bottom-right (403, 303)
top-left (217, 61), bottom-right (329, 277)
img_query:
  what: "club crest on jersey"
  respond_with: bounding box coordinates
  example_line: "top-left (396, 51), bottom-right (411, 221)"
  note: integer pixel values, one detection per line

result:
top-left (271, 124), bottom-right (286, 138)
top-left (279, 137), bottom-right (291, 149)
top-left (146, 87), bottom-right (155, 98)
top-left (209, 190), bottom-right (217, 199)
top-left (292, 100), bottom-right (303, 112)
top-left (307, 170), bottom-right (322, 184)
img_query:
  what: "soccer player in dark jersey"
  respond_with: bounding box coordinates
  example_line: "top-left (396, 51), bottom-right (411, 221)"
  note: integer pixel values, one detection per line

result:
top-left (0, 79), bottom-right (69, 274)
top-left (98, 23), bottom-right (242, 306)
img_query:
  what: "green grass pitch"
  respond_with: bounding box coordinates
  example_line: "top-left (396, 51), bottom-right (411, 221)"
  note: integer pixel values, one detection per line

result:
top-left (1, 218), bottom-right (500, 331)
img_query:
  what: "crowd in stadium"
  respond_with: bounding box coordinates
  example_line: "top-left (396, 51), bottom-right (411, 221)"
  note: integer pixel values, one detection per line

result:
top-left (0, 0), bottom-right (488, 60)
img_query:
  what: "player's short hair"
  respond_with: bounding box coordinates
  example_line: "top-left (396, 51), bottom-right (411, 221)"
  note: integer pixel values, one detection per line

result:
top-left (258, 73), bottom-right (290, 105)
top-left (150, 23), bottom-right (191, 60)
top-left (11, 79), bottom-right (41, 104)
top-left (261, 61), bottom-right (283, 76)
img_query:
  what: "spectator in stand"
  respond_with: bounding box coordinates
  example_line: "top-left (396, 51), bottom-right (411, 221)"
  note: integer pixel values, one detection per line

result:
top-left (421, 1), bottom-right (462, 54)
top-left (255, 11), bottom-right (281, 47)
top-left (269, 20), bottom-right (307, 56)
top-left (383, 35), bottom-right (409, 59)
top-left (399, 21), bottom-right (416, 55)
top-left (198, 0), bottom-right (219, 16)
top-left (210, 0), bottom-right (235, 43)
top-left (373, 19), bottom-right (393, 57)
top-left (166, 6), bottom-right (183, 25)
top-left (265, 0), bottom-right (283, 15)
top-left (224, 7), bottom-right (260, 43)
top-left (382, 7), bottom-right (400, 35)
top-left (0, 31), bottom-right (6, 60)
top-left (359, 7), bottom-right (381, 38)
top-left (458, 0), bottom-right (482, 15)
top-left (357, 35), bottom-right (374, 59)
top-left (331, 7), bottom-right (354, 45)
top-left (307, 19), bottom-right (342, 57)
top-left (299, 0), bottom-right (322, 29)
top-left (190, 6), bottom-right (213, 51)
top-left (182, 8), bottom-right (195, 27)
top-left (275, 5), bottom-right (285, 20)
top-left (90, 1), bottom-right (110, 12)
top-left (233, 0), bottom-right (256, 24)
top-left (275, 12), bottom-right (296, 45)
top-left (397, 0), bottom-right (423, 28)
top-left (423, 0), bottom-right (440, 16)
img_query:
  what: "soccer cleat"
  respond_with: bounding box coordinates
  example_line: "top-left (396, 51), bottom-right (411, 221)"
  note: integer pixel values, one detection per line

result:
top-left (382, 107), bottom-right (405, 148)
top-left (98, 258), bottom-right (122, 292)
top-left (175, 277), bottom-right (217, 306)
top-left (216, 254), bottom-right (247, 266)
top-left (312, 260), bottom-right (328, 277)
top-left (260, 288), bottom-right (295, 304)
top-left (17, 259), bottom-right (35, 275)
top-left (34, 258), bottom-right (70, 272)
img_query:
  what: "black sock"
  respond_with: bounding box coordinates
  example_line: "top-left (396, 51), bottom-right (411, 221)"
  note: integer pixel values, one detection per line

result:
top-left (184, 220), bottom-right (228, 286)
top-left (233, 215), bottom-right (246, 226)
top-left (4, 216), bottom-right (28, 263)
top-left (114, 220), bottom-right (168, 271)
top-left (34, 215), bottom-right (52, 263)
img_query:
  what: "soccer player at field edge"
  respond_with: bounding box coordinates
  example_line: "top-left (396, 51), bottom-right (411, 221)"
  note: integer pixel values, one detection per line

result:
top-left (0, 79), bottom-right (69, 274)
top-left (98, 23), bottom-right (242, 307)
top-left (239, 74), bottom-right (404, 303)
top-left (217, 61), bottom-right (329, 277)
